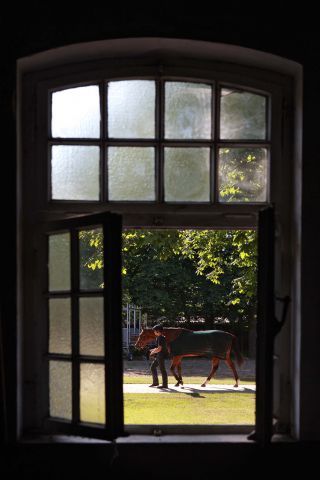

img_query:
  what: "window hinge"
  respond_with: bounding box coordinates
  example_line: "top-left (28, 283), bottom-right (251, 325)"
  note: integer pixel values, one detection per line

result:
top-left (273, 295), bottom-right (290, 337)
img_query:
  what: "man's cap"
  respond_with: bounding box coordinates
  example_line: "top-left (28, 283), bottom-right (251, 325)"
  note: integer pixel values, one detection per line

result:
top-left (152, 324), bottom-right (164, 331)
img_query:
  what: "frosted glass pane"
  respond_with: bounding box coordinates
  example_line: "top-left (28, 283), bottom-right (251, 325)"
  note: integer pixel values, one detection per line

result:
top-left (49, 233), bottom-right (71, 291)
top-left (51, 145), bottom-right (100, 200)
top-left (165, 82), bottom-right (212, 139)
top-left (218, 148), bottom-right (268, 202)
top-left (79, 228), bottom-right (104, 290)
top-left (108, 80), bottom-right (155, 138)
top-left (108, 147), bottom-right (155, 201)
top-left (220, 89), bottom-right (266, 139)
top-left (164, 148), bottom-right (210, 202)
top-left (80, 363), bottom-right (105, 424)
top-left (49, 361), bottom-right (72, 420)
top-left (49, 298), bottom-right (71, 354)
top-left (51, 86), bottom-right (100, 138)
top-left (80, 297), bottom-right (104, 356)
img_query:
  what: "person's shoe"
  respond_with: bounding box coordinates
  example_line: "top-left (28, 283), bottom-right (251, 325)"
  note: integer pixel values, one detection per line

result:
top-left (157, 385), bottom-right (168, 389)
top-left (149, 383), bottom-right (159, 387)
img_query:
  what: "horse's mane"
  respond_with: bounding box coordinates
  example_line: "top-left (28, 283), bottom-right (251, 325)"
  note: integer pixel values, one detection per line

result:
top-left (142, 327), bottom-right (190, 343)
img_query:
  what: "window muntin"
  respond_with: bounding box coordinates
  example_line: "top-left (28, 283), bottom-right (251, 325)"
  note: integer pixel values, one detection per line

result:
top-left (46, 215), bottom-right (123, 438)
top-left (49, 80), bottom-right (269, 204)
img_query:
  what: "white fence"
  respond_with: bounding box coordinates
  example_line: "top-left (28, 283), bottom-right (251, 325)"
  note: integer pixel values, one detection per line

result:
top-left (122, 304), bottom-right (146, 355)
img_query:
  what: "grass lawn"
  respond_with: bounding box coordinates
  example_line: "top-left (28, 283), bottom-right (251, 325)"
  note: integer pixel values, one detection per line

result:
top-left (123, 375), bottom-right (255, 424)
top-left (124, 392), bottom-right (255, 424)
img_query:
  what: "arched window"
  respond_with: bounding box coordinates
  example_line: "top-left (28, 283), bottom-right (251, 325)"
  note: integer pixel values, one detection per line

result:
top-left (18, 38), bottom-right (301, 441)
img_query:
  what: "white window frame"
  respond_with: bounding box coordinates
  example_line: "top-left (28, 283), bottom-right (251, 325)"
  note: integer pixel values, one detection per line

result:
top-left (17, 38), bottom-right (302, 440)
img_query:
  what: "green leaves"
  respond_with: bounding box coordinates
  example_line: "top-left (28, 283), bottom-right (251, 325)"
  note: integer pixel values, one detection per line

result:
top-left (78, 228), bottom-right (257, 327)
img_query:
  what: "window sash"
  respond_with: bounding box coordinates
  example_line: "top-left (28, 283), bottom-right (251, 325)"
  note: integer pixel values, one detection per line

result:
top-left (46, 77), bottom-right (271, 206)
top-left (43, 212), bottom-right (123, 440)
top-left (253, 205), bottom-right (275, 444)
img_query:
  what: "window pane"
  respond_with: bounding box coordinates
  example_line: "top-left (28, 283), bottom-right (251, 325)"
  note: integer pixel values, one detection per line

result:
top-left (51, 86), bottom-right (100, 138)
top-left (80, 297), bottom-right (104, 356)
top-left (108, 80), bottom-right (155, 138)
top-left (220, 89), bottom-right (266, 139)
top-left (164, 147), bottom-right (210, 202)
top-left (165, 82), bottom-right (212, 139)
top-left (79, 228), bottom-right (104, 290)
top-left (49, 298), bottom-right (71, 354)
top-left (51, 145), bottom-right (100, 201)
top-left (108, 147), bottom-right (155, 201)
top-left (218, 148), bottom-right (268, 202)
top-left (80, 363), bottom-right (105, 424)
top-left (49, 360), bottom-right (72, 420)
top-left (48, 233), bottom-right (71, 291)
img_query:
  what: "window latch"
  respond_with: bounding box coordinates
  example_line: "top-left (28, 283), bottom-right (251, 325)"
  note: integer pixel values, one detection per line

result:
top-left (273, 295), bottom-right (290, 337)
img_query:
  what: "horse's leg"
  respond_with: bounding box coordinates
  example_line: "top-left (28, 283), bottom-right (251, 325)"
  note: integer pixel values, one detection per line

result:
top-left (225, 354), bottom-right (239, 387)
top-left (201, 357), bottom-right (220, 387)
top-left (170, 357), bottom-right (182, 386)
top-left (177, 359), bottom-right (183, 386)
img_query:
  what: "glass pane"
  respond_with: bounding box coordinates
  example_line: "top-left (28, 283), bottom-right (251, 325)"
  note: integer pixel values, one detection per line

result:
top-left (49, 360), bottom-right (72, 420)
top-left (218, 148), bottom-right (268, 202)
top-left (80, 363), bottom-right (105, 424)
top-left (108, 147), bottom-right (155, 201)
top-left (51, 85), bottom-right (100, 138)
top-left (165, 82), bottom-right (212, 139)
top-left (48, 233), bottom-right (71, 291)
top-left (220, 88), bottom-right (267, 139)
top-left (51, 145), bottom-right (100, 201)
top-left (108, 80), bottom-right (155, 138)
top-left (49, 298), bottom-right (71, 354)
top-left (79, 227), bottom-right (104, 290)
top-left (164, 148), bottom-right (210, 202)
top-left (80, 297), bottom-right (104, 356)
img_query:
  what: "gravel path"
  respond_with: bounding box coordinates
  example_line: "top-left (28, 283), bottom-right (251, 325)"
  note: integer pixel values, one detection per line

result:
top-left (123, 384), bottom-right (256, 394)
top-left (124, 357), bottom-right (255, 380)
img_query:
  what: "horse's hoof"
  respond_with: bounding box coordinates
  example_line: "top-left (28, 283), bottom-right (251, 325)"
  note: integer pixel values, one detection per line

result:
top-left (234, 384), bottom-right (238, 388)
top-left (201, 383), bottom-right (206, 387)
top-left (175, 383), bottom-right (179, 387)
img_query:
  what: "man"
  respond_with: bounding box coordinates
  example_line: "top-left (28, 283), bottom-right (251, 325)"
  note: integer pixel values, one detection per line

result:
top-left (149, 324), bottom-right (168, 389)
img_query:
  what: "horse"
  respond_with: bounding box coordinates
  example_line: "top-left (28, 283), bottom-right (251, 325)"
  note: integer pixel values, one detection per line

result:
top-left (135, 327), bottom-right (244, 388)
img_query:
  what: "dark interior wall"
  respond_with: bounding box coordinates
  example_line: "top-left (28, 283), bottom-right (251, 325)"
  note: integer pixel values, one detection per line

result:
top-left (1, 5), bottom-right (320, 475)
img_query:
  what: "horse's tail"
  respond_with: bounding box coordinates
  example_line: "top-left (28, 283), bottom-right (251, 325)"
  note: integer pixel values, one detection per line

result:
top-left (231, 335), bottom-right (244, 367)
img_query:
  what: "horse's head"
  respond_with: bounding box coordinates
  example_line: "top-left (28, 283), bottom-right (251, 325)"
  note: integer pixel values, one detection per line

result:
top-left (134, 328), bottom-right (155, 349)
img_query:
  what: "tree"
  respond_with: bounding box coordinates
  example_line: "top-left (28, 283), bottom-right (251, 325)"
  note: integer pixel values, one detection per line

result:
top-left (79, 228), bottom-right (257, 333)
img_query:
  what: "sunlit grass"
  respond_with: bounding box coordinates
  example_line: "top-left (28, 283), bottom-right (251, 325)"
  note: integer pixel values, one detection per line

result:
top-left (124, 392), bottom-right (255, 424)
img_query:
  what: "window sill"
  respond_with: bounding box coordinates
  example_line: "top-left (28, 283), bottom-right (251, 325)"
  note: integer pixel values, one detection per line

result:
top-left (19, 432), bottom-right (295, 444)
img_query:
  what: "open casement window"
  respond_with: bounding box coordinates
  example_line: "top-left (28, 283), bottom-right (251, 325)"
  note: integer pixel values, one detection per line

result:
top-left (41, 207), bottom-right (276, 441)
top-left (254, 205), bottom-right (275, 444)
top-left (19, 40), bottom-right (298, 442)
top-left (43, 212), bottom-right (123, 440)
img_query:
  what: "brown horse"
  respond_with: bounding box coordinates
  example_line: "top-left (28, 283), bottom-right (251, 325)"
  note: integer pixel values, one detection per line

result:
top-left (135, 327), bottom-right (244, 388)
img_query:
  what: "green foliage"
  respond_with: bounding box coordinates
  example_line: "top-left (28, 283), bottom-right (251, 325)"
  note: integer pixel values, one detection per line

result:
top-left (219, 148), bottom-right (267, 202)
top-left (122, 229), bottom-right (257, 327)
top-left (79, 228), bottom-right (257, 329)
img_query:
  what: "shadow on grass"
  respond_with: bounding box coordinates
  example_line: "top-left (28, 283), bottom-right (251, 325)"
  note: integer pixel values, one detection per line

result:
top-left (157, 386), bottom-right (254, 396)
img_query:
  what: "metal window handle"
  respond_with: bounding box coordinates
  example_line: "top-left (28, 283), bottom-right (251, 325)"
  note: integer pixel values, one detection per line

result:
top-left (273, 295), bottom-right (290, 337)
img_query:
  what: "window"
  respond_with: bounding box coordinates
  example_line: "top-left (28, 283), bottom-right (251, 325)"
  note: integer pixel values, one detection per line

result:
top-left (49, 80), bottom-right (268, 204)
top-left (45, 213), bottom-right (123, 439)
top-left (18, 38), bottom-right (299, 442)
